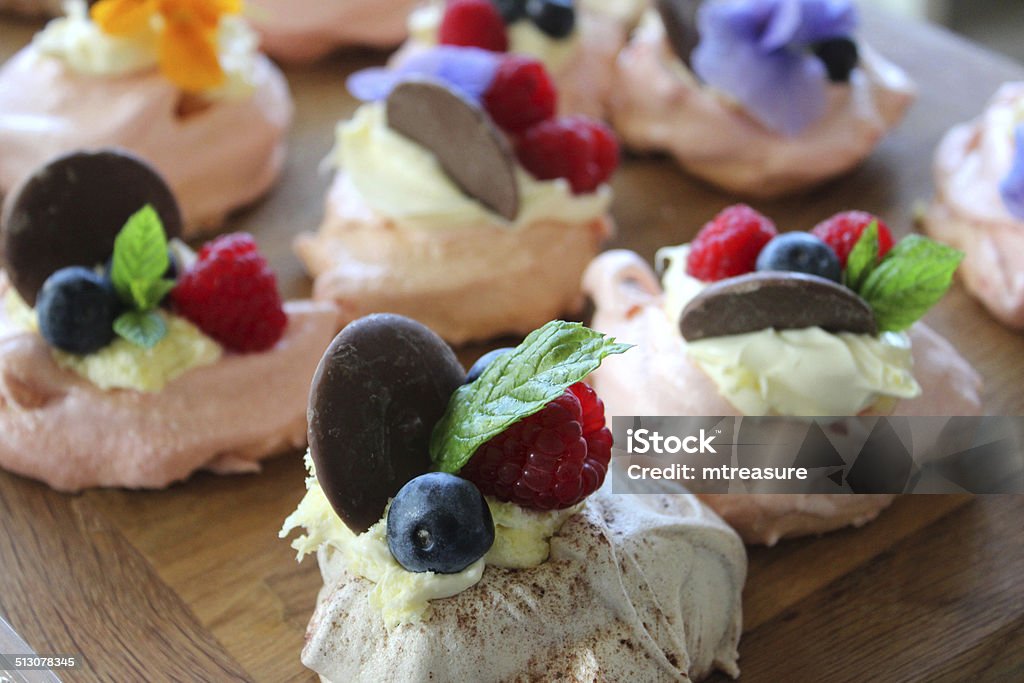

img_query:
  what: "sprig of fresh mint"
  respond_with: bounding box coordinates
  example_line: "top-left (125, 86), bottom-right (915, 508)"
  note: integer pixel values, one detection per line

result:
top-left (844, 220), bottom-right (880, 292)
top-left (847, 232), bottom-right (963, 333)
top-left (109, 205), bottom-right (175, 349)
top-left (429, 321), bottom-right (632, 474)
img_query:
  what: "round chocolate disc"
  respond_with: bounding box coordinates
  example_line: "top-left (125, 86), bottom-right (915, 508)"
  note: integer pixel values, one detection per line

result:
top-left (308, 313), bottom-right (467, 534)
top-left (679, 272), bottom-right (878, 341)
top-left (657, 0), bottom-right (704, 68)
top-left (0, 149), bottom-right (182, 306)
top-left (386, 79), bottom-right (520, 221)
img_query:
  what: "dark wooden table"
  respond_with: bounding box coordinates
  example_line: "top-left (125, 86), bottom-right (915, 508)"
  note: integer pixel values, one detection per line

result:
top-left (1, 6), bottom-right (1022, 682)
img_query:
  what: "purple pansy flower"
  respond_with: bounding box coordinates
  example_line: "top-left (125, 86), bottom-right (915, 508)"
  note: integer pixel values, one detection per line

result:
top-left (347, 46), bottom-right (502, 103)
top-left (999, 124), bottom-right (1024, 220)
top-left (692, 0), bottom-right (858, 136)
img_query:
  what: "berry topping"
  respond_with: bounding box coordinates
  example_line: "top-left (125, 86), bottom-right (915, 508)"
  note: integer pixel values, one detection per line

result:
top-left (811, 211), bottom-right (894, 268)
top-left (526, 0), bottom-right (575, 39)
top-left (171, 233), bottom-right (286, 353)
top-left (36, 267), bottom-right (121, 355)
top-left (386, 473), bottom-right (495, 574)
top-left (465, 347), bottom-right (514, 383)
top-left (492, 0), bottom-right (527, 22)
top-left (515, 116), bottom-right (619, 194)
top-left (439, 0), bottom-right (509, 52)
top-left (482, 56), bottom-right (557, 134)
top-left (459, 382), bottom-right (612, 510)
top-left (756, 232), bottom-right (842, 283)
top-left (686, 204), bottom-right (778, 282)
top-left (813, 37), bottom-right (859, 83)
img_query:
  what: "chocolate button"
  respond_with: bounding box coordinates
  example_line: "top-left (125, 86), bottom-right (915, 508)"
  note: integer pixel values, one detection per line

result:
top-left (679, 272), bottom-right (878, 341)
top-left (657, 0), bottom-right (703, 68)
top-left (386, 79), bottom-right (520, 221)
top-left (308, 314), bottom-right (467, 534)
top-left (0, 149), bottom-right (183, 306)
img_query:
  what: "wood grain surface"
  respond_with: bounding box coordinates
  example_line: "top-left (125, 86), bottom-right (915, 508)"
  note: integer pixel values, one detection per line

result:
top-left (0, 5), bottom-right (1022, 683)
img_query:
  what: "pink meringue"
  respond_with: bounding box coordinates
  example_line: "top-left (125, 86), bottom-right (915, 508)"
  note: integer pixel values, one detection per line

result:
top-left (0, 44), bottom-right (292, 234)
top-left (296, 172), bottom-right (611, 345)
top-left (609, 14), bottom-right (916, 197)
top-left (246, 0), bottom-right (419, 63)
top-left (921, 82), bottom-right (1024, 329)
top-left (0, 273), bottom-right (341, 492)
top-left (582, 250), bottom-right (983, 545)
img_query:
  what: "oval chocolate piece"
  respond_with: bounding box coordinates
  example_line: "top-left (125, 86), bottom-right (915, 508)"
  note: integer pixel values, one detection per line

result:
top-left (657, 0), bottom-right (703, 68)
top-left (0, 149), bottom-right (183, 306)
top-left (308, 313), bottom-right (467, 534)
top-left (386, 79), bottom-right (519, 221)
top-left (679, 272), bottom-right (878, 341)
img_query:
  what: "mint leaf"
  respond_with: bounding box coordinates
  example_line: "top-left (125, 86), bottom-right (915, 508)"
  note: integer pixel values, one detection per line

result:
top-left (845, 220), bottom-right (879, 293)
top-left (859, 235), bottom-right (963, 332)
top-left (430, 321), bottom-right (632, 474)
top-left (113, 310), bottom-right (167, 349)
top-left (111, 205), bottom-right (170, 311)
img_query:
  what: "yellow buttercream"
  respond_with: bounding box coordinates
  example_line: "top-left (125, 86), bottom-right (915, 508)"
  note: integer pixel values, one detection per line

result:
top-left (281, 454), bottom-right (581, 626)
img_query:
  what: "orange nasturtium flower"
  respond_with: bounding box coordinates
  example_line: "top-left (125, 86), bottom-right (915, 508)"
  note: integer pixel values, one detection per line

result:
top-left (91, 0), bottom-right (242, 92)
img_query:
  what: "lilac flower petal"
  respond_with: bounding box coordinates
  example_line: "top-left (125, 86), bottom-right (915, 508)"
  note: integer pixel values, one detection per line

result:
top-left (1000, 125), bottom-right (1024, 221)
top-left (759, 0), bottom-right (803, 52)
top-left (787, 0), bottom-right (857, 44)
top-left (346, 46), bottom-right (502, 103)
top-left (347, 68), bottom-right (398, 101)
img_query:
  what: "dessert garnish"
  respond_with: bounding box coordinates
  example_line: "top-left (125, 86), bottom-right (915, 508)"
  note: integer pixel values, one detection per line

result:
top-left (345, 45), bottom-right (618, 213)
top-left (90, 0), bottom-right (243, 91)
top-left (1, 149), bottom-right (287, 385)
top-left (688, 0), bottom-right (862, 134)
top-left (678, 204), bottom-right (963, 338)
top-left (386, 79), bottom-right (519, 219)
top-left (1, 149), bottom-right (181, 306)
top-left (1000, 124), bottom-right (1024, 220)
top-left (302, 315), bottom-right (629, 580)
top-left (439, 0), bottom-right (577, 51)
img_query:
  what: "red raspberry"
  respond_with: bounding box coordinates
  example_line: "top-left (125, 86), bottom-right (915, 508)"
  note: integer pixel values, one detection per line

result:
top-left (686, 204), bottom-right (777, 281)
top-left (515, 116), bottom-right (619, 194)
top-left (170, 233), bottom-right (287, 353)
top-left (811, 211), bottom-right (895, 268)
top-left (460, 382), bottom-right (612, 511)
top-left (482, 55), bottom-right (557, 134)
top-left (438, 0), bottom-right (508, 52)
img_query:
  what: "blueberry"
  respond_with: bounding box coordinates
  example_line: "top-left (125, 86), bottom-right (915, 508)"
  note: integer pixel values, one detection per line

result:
top-left (813, 37), bottom-right (859, 83)
top-left (526, 0), bottom-right (575, 39)
top-left (386, 473), bottom-right (495, 574)
top-left (756, 233), bottom-right (842, 283)
top-left (465, 347), bottom-right (513, 383)
top-left (492, 0), bottom-right (527, 22)
top-left (36, 267), bottom-right (122, 354)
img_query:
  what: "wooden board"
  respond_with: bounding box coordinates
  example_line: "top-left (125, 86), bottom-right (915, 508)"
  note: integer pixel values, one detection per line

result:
top-left (0, 6), bottom-right (1022, 683)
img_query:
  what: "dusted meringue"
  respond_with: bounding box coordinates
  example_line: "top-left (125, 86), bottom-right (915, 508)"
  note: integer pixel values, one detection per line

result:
top-left (0, 4), bottom-right (293, 233)
top-left (609, 10), bottom-right (916, 197)
top-left (396, 0), bottom-right (647, 118)
top-left (300, 485), bottom-right (745, 682)
top-left (0, 273), bottom-right (341, 491)
top-left (921, 82), bottom-right (1024, 329)
top-left (582, 249), bottom-right (983, 544)
top-left (245, 0), bottom-right (420, 63)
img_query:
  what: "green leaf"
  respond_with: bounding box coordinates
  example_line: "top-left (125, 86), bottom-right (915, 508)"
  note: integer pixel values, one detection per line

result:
top-left (110, 205), bottom-right (170, 311)
top-left (429, 321), bottom-right (632, 474)
top-left (113, 310), bottom-right (168, 349)
top-left (845, 220), bottom-right (879, 293)
top-left (859, 235), bottom-right (964, 332)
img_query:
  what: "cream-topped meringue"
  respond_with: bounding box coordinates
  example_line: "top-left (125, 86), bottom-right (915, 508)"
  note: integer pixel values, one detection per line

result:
top-left (921, 82), bottom-right (1024, 329)
top-left (301, 484), bottom-right (745, 682)
top-left (609, 10), bottom-right (916, 197)
top-left (582, 249), bottom-right (982, 544)
top-left (0, 273), bottom-right (341, 491)
top-left (0, 6), bottom-right (293, 233)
